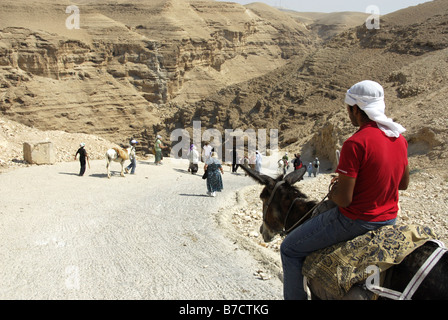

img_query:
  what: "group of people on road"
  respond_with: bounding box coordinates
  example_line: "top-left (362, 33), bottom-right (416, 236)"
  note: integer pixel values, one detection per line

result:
top-left (231, 149), bottom-right (263, 174)
top-left (74, 135), bottom-right (226, 198)
top-left (280, 152), bottom-right (320, 178)
top-left (74, 135), bottom-right (170, 177)
top-left (192, 142), bottom-right (266, 197)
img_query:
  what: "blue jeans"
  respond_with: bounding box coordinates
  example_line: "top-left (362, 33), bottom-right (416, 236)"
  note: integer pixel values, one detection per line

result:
top-left (126, 158), bottom-right (136, 174)
top-left (280, 206), bottom-right (395, 300)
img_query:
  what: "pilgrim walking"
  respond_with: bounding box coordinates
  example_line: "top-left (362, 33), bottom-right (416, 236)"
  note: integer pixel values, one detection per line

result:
top-left (187, 144), bottom-right (199, 174)
top-left (125, 139), bottom-right (138, 174)
top-left (154, 135), bottom-right (167, 165)
top-left (74, 143), bottom-right (89, 176)
top-left (204, 152), bottom-right (224, 197)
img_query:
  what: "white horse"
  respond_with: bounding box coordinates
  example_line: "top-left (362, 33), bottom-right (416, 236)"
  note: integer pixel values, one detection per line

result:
top-left (106, 147), bottom-right (131, 179)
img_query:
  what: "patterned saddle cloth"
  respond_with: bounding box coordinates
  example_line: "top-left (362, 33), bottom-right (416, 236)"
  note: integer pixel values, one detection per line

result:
top-left (302, 224), bottom-right (439, 299)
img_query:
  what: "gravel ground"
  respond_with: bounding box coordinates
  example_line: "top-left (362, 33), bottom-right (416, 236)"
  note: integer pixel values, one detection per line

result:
top-left (0, 158), bottom-right (284, 300)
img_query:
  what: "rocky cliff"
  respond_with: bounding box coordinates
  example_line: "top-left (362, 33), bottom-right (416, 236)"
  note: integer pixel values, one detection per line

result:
top-left (162, 0), bottom-right (448, 170)
top-left (1, 0), bottom-right (446, 171)
top-left (0, 0), bottom-right (318, 149)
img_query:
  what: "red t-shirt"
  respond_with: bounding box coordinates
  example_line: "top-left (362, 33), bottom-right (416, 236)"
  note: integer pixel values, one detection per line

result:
top-left (336, 121), bottom-right (408, 222)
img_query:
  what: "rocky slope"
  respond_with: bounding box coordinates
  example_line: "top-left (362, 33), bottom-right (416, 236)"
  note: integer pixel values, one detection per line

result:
top-left (0, 116), bottom-right (120, 173)
top-left (0, 0), bottom-right (321, 149)
top-left (0, 0), bottom-right (447, 174)
top-left (163, 0), bottom-right (448, 171)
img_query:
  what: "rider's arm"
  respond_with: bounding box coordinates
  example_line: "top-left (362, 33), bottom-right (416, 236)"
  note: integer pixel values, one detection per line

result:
top-left (328, 173), bottom-right (356, 208)
top-left (399, 165), bottom-right (410, 190)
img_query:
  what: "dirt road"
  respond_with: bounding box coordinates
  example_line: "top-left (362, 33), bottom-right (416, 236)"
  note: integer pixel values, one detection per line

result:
top-left (0, 158), bottom-right (283, 299)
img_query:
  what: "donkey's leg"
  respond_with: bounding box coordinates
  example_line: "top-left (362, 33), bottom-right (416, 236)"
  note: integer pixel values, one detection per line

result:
top-left (120, 160), bottom-right (125, 177)
top-left (106, 159), bottom-right (111, 179)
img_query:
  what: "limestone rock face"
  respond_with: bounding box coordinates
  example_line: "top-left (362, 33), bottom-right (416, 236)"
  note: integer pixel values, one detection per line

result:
top-left (0, 0), bottom-right (317, 146)
top-left (164, 0), bottom-right (448, 159)
top-left (23, 141), bottom-right (55, 165)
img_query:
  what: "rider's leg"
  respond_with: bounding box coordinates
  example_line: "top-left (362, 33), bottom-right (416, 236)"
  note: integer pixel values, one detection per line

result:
top-left (280, 206), bottom-right (369, 300)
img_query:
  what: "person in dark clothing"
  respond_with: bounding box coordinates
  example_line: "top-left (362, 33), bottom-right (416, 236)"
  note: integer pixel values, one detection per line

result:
top-left (74, 143), bottom-right (89, 176)
top-left (292, 153), bottom-right (303, 171)
top-left (231, 144), bottom-right (240, 173)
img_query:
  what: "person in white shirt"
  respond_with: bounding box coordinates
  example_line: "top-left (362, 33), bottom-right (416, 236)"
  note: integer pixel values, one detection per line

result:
top-left (187, 144), bottom-right (199, 174)
top-left (202, 141), bottom-right (213, 163)
top-left (255, 150), bottom-right (262, 173)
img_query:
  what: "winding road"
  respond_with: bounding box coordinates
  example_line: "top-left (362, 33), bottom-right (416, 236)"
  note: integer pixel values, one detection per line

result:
top-left (0, 158), bottom-right (283, 299)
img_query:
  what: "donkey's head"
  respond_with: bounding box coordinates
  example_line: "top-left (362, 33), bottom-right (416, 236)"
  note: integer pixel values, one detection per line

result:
top-left (240, 166), bottom-right (316, 242)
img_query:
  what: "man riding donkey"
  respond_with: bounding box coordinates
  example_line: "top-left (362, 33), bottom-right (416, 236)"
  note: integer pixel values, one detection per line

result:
top-left (281, 80), bottom-right (410, 300)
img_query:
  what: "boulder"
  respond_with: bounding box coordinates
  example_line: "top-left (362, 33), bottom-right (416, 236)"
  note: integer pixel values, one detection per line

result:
top-left (23, 141), bottom-right (56, 165)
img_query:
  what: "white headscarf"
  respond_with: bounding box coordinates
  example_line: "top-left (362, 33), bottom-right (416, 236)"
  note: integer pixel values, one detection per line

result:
top-left (345, 80), bottom-right (405, 138)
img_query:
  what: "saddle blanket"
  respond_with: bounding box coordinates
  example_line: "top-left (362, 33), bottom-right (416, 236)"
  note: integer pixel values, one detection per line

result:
top-left (302, 224), bottom-right (439, 299)
top-left (113, 147), bottom-right (129, 160)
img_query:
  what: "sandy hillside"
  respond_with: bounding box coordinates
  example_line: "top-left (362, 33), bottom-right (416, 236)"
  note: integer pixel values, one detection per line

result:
top-left (0, 117), bottom-right (120, 172)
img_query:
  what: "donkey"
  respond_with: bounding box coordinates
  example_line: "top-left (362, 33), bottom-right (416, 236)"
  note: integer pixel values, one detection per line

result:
top-left (105, 147), bottom-right (131, 179)
top-left (240, 165), bottom-right (448, 300)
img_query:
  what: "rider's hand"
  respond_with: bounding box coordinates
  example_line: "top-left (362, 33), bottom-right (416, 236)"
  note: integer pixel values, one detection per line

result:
top-left (330, 176), bottom-right (339, 185)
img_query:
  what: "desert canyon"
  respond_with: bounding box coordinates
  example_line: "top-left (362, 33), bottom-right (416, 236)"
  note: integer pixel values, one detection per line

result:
top-left (0, 0), bottom-right (447, 300)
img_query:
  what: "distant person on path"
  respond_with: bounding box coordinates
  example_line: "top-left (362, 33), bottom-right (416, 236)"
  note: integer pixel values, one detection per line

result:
top-left (307, 162), bottom-right (313, 177)
top-left (74, 143), bottom-right (89, 176)
top-left (312, 157), bottom-right (320, 177)
top-left (255, 150), bottom-right (262, 173)
top-left (125, 139), bottom-right (138, 174)
top-left (292, 153), bottom-right (303, 171)
top-left (204, 152), bottom-right (224, 197)
top-left (280, 80), bottom-right (409, 300)
top-left (249, 152), bottom-right (256, 171)
top-left (231, 144), bottom-right (241, 173)
top-left (154, 135), bottom-right (167, 165)
top-left (202, 141), bottom-right (213, 163)
top-left (243, 156), bottom-right (250, 176)
top-left (187, 144), bottom-right (199, 174)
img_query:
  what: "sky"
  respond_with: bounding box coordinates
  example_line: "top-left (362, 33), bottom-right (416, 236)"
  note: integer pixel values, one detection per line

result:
top-left (215, 0), bottom-right (433, 14)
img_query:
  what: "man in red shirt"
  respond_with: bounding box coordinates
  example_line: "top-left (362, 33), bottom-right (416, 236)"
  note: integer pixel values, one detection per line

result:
top-left (334, 120), bottom-right (409, 222)
top-left (332, 81), bottom-right (409, 219)
top-left (281, 80), bottom-right (409, 300)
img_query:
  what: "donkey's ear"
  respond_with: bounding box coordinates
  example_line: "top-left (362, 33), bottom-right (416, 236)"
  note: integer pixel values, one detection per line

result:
top-left (284, 167), bottom-right (306, 185)
top-left (240, 165), bottom-right (274, 186)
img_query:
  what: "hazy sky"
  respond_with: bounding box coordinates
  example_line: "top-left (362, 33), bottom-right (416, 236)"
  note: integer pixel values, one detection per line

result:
top-left (215, 0), bottom-right (433, 14)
